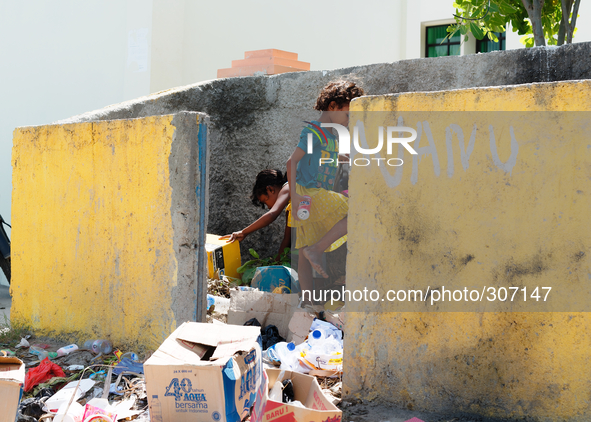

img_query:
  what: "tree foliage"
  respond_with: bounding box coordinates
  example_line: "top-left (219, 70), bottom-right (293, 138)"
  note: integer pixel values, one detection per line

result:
top-left (448, 0), bottom-right (581, 47)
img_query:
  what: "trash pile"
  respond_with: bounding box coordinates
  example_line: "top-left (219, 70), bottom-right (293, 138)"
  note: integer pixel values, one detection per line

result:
top-left (207, 272), bottom-right (346, 414)
top-left (1, 336), bottom-right (149, 422)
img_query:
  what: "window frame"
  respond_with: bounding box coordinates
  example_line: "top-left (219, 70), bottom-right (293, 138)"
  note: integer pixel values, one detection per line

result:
top-left (476, 31), bottom-right (506, 53)
top-left (425, 24), bottom-right (461, 58)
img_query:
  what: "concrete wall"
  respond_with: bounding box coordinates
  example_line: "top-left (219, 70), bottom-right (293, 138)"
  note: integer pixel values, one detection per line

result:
top-left (11, 112), bottom-right (209, 349)
top-left (0, 0), bottom-right (155, 285)
top-left (56, 42), bottom-right (591, 262)
top-left (344, 80), bottom-right (591, 420)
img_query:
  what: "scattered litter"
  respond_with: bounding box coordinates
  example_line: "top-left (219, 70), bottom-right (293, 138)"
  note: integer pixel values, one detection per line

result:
top-left (320, 309), bottom-right (344, 331)
top-left (261, 324), bottom-right (285, 350)
top-left (206, 293), bottom-right (230, 313)
top-left (53, 401), bottom-right (85, 422)
top-left (244, 317), bottom-right (262, 327)
top-left (18, 397), bottom-right (47, 420)
top-left (29, 346), bottom-right (57, 361)
top-left (24, 358), bottom-right (65, 392)
top-left (15, 338), bottom-right (30, 349)
top-left (66, 365), bottom-right (84, 371)
top-left (288, 311), bottom-right (315, 344)
top-left (45, 378), bottom-right (95, 412)
top-left (84, 399), bottom-right (118, 421)
top-left (310, 318), bottom-right (343, 340)
top-left (56, 344), bottom-right (79, 357)
top-left (30, 343), bottom-right (50, 350)
top-left (112, 358), bottom-right (143, 375)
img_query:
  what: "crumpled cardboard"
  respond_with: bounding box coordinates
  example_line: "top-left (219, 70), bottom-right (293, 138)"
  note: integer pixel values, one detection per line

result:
top-left (228, 290), bottom-right (299, 339)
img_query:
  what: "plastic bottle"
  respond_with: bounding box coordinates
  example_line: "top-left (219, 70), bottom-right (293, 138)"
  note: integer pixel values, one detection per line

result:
top-left (268, 370), bottom-right (286, 401)
top-left (262, 346), bottom-right (281, 366)
top-left (297, 195), bottom-right (312, 220)
top-left (150, 395), bottom-right (163, 422)
top-left (57, 344), bottom-right (79, 357)
top-left (29, 346), bottom-right (49, 360)
top-left (273, 342), bottom-right (303, 371)
top-left (310, 318), bottom-right (343, 340)
top-left (91, 340), bottom-right (113, 355)
top-left (206, 294), bottom-right (230, 313)
top-left (307, 329), bottom-right (325, 346)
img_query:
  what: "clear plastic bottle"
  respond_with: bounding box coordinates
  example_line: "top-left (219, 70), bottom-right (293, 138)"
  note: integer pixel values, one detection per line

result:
top-left (56, 344), bottom-right (79, 357)
top-left (150, 395), bottom-right (163, 422)
top-left (91, 340), bottom-right (113, 355)
top-left (273, 342), bottom-right (301, 371)
top-left (307, 329), bottom-right (324, 346)
top-left (29, 346), bottom-right (49, 360)
top-left (262, 346), bottom-right (281, 366)
top-left (206, 294), bottom-right (230, 313)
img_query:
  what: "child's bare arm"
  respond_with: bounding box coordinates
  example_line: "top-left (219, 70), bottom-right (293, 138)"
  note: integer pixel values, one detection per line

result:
top-left (221, 184), bottom-right (291, 242)
top-left (286, 148), bottom-right (306, 220)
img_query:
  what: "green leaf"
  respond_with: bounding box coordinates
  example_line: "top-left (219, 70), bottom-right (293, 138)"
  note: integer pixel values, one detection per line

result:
top-left (241, 267), bottom-right (257, 285)
top-left (237, 259), bottom-right (259, 273)
top-left (470, 21), bottom-right (485, 39)
top-left (249, 248), bottom-right (259, 259)
top-left (487, 2), bottom-right (500, 14)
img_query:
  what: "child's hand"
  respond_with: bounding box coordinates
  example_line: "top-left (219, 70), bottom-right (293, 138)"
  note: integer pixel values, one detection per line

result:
top-left (338, 153), bottom-right (350, 162)
top-left (292, 193), bottom-right (304, 221)
top-left (220, 231), bottom-right (245, 243)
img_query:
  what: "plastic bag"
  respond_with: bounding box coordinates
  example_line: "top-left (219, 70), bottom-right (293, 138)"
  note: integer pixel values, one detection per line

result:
top-left (244, 318), bottom-right (262, 327)
top-left (24, 357), bottom-right (66, 392)
top-left (262, 325), bottom-right (285, 350)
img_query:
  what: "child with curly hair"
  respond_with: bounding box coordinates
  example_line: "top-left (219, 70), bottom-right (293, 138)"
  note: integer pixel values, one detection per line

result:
top-left (287, 80), bottom-right (365, 293)
top-left (221, 169), bottom-right (291, 257)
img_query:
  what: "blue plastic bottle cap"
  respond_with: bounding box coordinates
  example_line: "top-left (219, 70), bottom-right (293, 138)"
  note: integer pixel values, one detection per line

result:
top-left (287, 342), bottom-right (295, 351)
top-left (312, 330), bottom-right (321, 339)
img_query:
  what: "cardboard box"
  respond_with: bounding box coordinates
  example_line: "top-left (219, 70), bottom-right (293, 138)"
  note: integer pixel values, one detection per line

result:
top-left (228, 289), bottom-right (300, 340)
top-left (205, 234), bottom-right (241, 279)
top-left (0, 356), bottom-right (25, 422)
top-left (251, 368), bottom-right (342, 422)
top-left (287, 311), bottom-right (315, 345)
top-left (145, 322), bottom-right (264, 422)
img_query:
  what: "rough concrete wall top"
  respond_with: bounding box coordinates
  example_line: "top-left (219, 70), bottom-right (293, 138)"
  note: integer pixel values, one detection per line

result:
top-left (56, 42), bottom-right (591, 261)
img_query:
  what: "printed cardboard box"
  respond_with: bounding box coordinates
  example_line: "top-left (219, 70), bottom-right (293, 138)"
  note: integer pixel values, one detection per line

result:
top-left (205, 234), bottom-right (241, 279)
top-left (251, 368), bottom-right (342, 422)
top-left (145, 322), bottom-right (264, 422)
top-left (0, 356), bottom-right (25, 422)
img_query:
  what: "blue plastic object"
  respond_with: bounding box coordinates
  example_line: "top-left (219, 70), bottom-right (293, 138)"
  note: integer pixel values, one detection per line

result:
top-left (250, 266), bottom-right (299, 294)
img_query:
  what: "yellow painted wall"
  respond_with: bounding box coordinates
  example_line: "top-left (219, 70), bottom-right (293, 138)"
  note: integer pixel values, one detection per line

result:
top-left (345, 80), bottom-right (591, 420)
top-left (11, 115), bottom-right (193, 349)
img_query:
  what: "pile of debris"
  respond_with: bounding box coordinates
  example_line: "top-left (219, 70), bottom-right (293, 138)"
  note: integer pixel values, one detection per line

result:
top-left (1, 335), bottom-right (149, 422)
top-left (2, 276), bottom-right (345, 422)
top-left (206, 276), bottom-right (346, 415)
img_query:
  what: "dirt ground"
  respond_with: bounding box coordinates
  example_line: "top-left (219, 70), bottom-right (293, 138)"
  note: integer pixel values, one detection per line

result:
top-left (342, 401), bottom-right (531, 422)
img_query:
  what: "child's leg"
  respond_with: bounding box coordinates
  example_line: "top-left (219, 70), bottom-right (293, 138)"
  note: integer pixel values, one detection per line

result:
top-left (302, 217), bottom-right (347, 278)
top-left (298, 250), bottom-right (313, 296)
